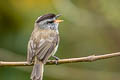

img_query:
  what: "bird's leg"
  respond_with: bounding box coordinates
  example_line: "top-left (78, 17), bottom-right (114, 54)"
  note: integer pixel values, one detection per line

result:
top-left (52, 56), bottom-right (60, 64)
top-left (52, 56), bottom-right (60, 60)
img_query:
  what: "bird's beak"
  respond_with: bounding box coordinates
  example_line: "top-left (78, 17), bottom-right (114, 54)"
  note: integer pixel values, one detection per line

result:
top-left (54, 19), bottom-right (64, 23)
top-left (54, 14), bottom-right (64, 23)
top-left (56, 14), bottom-right (62, 18)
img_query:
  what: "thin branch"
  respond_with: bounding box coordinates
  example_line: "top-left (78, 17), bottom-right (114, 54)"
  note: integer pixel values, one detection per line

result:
top-left (0, 52), bottom-right (120, 66)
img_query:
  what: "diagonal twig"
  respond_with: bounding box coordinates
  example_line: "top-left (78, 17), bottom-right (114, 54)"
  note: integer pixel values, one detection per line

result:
top-left (0, 52), bottom-right (120, 66)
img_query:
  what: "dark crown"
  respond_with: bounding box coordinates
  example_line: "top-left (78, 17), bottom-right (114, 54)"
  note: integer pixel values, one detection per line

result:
top-left (36, 13), bottom-right (56, 23)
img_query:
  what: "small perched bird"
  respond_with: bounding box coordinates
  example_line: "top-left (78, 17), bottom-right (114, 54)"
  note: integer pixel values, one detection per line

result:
top-left (27, 13), bottom-right (63, 80)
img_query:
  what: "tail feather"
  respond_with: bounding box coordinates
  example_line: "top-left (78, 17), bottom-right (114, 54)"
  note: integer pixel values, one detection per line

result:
top-left (31, 61), bottom-right (44, 80)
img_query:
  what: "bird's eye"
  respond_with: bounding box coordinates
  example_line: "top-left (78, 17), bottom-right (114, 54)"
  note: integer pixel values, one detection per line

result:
top-left (47, 21), bottom-right (54, 24)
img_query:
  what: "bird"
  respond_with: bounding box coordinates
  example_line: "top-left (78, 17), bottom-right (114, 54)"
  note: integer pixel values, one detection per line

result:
top-left (27, 13), bottom-right (63, 80)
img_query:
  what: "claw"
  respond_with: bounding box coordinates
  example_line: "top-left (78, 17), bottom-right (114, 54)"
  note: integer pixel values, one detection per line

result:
top-left (52, 56), bottom-right (60, 65)
top-left (55, 60), bottom-right (59, 65)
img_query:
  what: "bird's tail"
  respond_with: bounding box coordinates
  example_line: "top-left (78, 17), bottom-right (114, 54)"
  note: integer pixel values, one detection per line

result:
top-left (31, 60), bottom-right (44, 80)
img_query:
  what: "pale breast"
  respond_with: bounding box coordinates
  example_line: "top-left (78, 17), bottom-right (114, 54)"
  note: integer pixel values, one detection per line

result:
top-left (31, 28), bottom-right (59, 45)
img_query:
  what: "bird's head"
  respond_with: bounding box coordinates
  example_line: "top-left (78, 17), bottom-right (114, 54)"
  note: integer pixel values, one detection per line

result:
top-left (35, 13), bottom-right (63, 30)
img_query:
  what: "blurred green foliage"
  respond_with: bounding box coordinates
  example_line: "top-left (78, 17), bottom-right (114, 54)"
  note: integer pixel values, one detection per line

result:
top-left (0, 0), bottom-right (120, 80)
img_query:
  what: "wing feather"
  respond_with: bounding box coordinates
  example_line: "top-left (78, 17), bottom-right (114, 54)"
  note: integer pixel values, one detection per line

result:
top-left (27, 29), bottom-right (59, 64)
top-left (36, 35), bottom-right (59, 64)
top-left (27, 40), bottom-right (36, 63)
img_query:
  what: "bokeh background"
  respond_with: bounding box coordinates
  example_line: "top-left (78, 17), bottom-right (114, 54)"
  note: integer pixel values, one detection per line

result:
top-left (0, 0), bottom-right (120, 80)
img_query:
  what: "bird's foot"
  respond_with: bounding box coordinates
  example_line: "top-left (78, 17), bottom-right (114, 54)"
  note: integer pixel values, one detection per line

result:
top-left (52, 56), bottom-right (60, 65)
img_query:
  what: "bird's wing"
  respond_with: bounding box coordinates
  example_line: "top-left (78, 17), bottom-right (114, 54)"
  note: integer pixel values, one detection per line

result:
top-left (27, 29), bottom-right (59, 64)
top-left (27, 39), bottom-right (36, 63)
top-left (36, 34), bottom-right (59, 64)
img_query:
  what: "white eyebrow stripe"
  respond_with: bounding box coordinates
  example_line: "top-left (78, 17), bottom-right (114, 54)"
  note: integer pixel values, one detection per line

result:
top-left (39, 18), bottom-right (55, 25)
